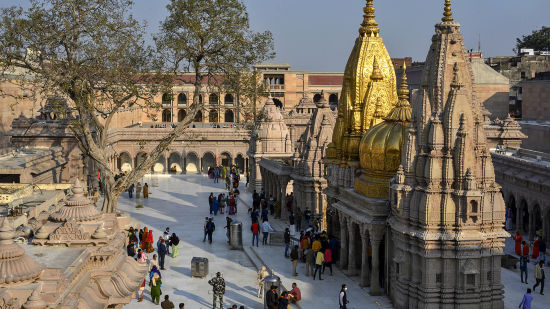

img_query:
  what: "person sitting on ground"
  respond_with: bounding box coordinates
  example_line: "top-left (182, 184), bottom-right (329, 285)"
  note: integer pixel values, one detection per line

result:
top-left (161, 295), bottom-right (174, 309)
top-left (289, 282), bottom-right (301, 303)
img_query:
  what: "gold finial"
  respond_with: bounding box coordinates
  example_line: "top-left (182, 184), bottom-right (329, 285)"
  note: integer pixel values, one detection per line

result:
top-left (451, 62), bottom-right (463, 88)
top-left (360, 0), bottom-right (380, 37)
top-left (442, 0), bottom-right (454, 22)
top-left (370, 56), bottom-right (384, 81)
top-left (397, 62), bottom-right (409, 101)
top-left (373, 98), bottom-right (384, 118)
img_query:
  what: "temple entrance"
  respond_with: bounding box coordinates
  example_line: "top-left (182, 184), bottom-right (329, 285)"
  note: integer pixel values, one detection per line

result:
top-left (168, 152), bottom-right (182, 174)
top-left (221, 152), bottom-right (232, 167)
top-left (235, 154), bottom-right (245, 174)
top-left (118, 152), bottom-right (132, 172)
top-left (152, 155), bottom-right (166, 174)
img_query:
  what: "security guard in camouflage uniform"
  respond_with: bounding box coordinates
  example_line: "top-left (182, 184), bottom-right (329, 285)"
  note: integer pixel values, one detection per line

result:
top-left (208, 272), bottom-right (226, 309)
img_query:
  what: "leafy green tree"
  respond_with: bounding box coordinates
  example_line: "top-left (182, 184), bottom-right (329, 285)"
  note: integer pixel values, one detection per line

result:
top-left (155, 0), bottom-right (275, 120)
top-left (515, 26), bottom-right (550, 53)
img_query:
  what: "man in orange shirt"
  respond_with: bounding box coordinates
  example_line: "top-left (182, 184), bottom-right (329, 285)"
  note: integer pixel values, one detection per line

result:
top-left (289, 282), bottom-right (301, 304)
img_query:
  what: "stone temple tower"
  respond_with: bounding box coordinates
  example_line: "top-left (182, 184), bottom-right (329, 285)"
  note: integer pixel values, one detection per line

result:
top-left (389, 1), bottom-right (507, 308)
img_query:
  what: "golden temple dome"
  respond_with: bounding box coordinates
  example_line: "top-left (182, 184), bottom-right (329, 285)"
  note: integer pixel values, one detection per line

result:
top-left (355, 64), bottom-right (412, 198)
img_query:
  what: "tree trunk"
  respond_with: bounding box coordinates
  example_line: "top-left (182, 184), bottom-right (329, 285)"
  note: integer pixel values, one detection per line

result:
top-left (101, 174), bottom-right (118, 213)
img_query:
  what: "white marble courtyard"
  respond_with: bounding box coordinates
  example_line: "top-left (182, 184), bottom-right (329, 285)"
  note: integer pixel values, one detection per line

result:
top-left (116, 175), bottom-right (550, 309)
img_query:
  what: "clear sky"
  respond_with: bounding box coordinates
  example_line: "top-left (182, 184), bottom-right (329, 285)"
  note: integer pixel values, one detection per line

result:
top-left (2, 0), bottom-right (548, 72)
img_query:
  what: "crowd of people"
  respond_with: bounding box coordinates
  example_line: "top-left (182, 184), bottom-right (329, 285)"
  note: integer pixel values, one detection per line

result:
top-left (513, 230), bottom-right (547, 296)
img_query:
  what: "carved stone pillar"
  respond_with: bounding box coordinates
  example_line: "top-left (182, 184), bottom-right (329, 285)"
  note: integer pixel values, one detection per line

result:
top-left (369, 226), bottom-right (384, 296)
top-left (347, 221), bottom-right (358, 276)
top-left (529, 208), bottom-right (535, 241)
top-left (339, 215), bottom-right (348, 269)
top-left (360, 225), bottom-right (371, 287)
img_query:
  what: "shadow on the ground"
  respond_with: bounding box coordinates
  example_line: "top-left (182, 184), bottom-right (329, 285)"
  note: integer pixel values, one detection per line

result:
top-left (172, 266), bottom-right (191, 277)
top-left (173, 288), bottom-right (212, 307)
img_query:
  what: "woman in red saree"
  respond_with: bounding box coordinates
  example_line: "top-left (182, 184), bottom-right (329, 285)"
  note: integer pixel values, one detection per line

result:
top-left (146, 230), bottom-right (154, 253)
top-left (513, 230), bottom-right (522, 255)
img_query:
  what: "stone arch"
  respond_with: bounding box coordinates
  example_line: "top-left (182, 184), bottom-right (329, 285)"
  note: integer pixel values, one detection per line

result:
top-left (220, 152), bottom-right (232, 167)
top-left (185, 152), bottom-right (199, 174)
top-left (507, 194), bottom-right (517, 231)
top-left (313, 93), bottom-right (322, 103)
top-left (329, 93), bottom-right (338, 106)
top-left (135, 152), bottom-right (147, 169)
top-left (152, 154), bottom-right (166, 174)
top-left (178, 109), bottom-right (187, 122)
top-left (224, 109), bottom-right (234, 123)
top-left (168, 152), bottom-right (182, 174)
top-left (162, 93), bottom-right (172, 105)
top-left (209, 93), bottom-right (219, 105)
top-left (162, 109), bottom-right (172, 122)
top-left (201, 152), bottom-right (216, 173)
top-left (209, 109), bottom-right (218, 123)
top-left (519, 198), bottom-right (529, 234)
top-left (235, 153), bottom-right (245, 174)
top-left (224, 94), bottom-right (234, 105)
top-left (118, 152), bottom-right (132, 172)
top-left (178, 93), bottom-right (187, 105)
top-left (194, 110), bottom-right (202, 122)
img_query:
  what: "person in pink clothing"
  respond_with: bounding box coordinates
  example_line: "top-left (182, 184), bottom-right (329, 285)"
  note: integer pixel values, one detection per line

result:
top-left (322, 247), bottom-right (333, 276)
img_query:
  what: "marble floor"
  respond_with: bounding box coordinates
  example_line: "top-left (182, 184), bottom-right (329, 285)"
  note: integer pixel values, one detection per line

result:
top-left (117, 175), bottom-right (550, 309)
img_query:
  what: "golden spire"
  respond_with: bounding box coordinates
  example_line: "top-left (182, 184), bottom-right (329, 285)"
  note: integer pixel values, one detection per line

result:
top-left (397, 62), bottom-right (409, 101)
top-left (373, 98), bottom-right (385, 118)
top-left (370, 56), bottom-right (384, 81)
top-left (385, 63), bottom-right (412, 122)
top-left (442, 0), bottom-right (454, 22)
top-left (360, 0), bottom-right (380, 37)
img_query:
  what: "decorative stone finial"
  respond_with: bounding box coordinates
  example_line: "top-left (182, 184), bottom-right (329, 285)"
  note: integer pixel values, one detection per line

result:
top-left (360, 0), bottom-right (379, 36)
top-left (92, 223), bottom-right (107, 239)
top-left (0, 218), bottom-right (43, 287)
top-left (50, 178), bottom-right (102, 222)
top-left (370, 56), bottom-right (384, 81)
top-left (442, 0), bottom-right (454, 22)
top-left (23, 285), bottom-right (47, 309)
top-left (398, 62), bottom-right (409, 101)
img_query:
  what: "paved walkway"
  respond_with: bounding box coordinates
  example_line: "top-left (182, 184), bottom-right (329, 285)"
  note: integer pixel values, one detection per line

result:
top-left (116, 174), bottom-right (550, 309)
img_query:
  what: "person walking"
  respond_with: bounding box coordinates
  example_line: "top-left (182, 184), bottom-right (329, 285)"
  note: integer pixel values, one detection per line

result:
top-left (206, 218), bottom-right (216, 244)
top-left (520, 254), bottom-right (529, 284)
top-left (533, 236), bottom-right (541, 261)
top-left (523, 241), bottom-right (530, 257)
top-left (157, 239), bottom-right (167, 270)
top-left (533, 260), bottom-right (545, 295)
top-left (209, 193), bottom-right (214, 215)
top-left (257, 266), bottom-right (269, 299)
top-left (519, 288), bottom-right (534, 309)
top-left (163, 227), bottom-right (171, 255)
top-left (339, 284), bottom-right (349, 309)
top-left (305, 248), bottom-right (315, 277)
top-left (266, 285), bottom-right (278, 309)
top-left (143, 183), bottom-right (149, 199)
top-left (537, 237), bottom-right (547, 264)
top-left (145, 229), bottom-right (154, 253)
top-left (169, 233), bottom-right (179, 258)
top-left (203, 217), bottom-right (209, 242)
top-left (251, 220), bottom-right (260, 247)
top-left (313, 249), bottom-right (324, 280)
top-left (262, 219), bottom-right (273, 245)
top-left (323, 247), bottom-right (333, 276)
top-left (161, 295), bottom-right (174, 309)
top-left (290, 245), bottom-right (299, 276)
top-left (213, 198), bottom-right (220, 216)
top-left (150, 273), bottom-right (162, 305)
top-left (284, 228), bottom-right (291, 258)
top-left (208, 272), bottom-right (226, 309)
top-left (128, 183), bottom-right (134, 198)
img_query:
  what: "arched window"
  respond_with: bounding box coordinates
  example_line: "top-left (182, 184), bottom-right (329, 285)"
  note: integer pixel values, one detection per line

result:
top-left (162, 93), bottom-right (172, 105)
top-left (224, 94), bottom-right (234, 105)
top-left (194, 110), bottom-right (202, 122)
top-left (178, 109), bottom-right (187, 122)
top-left (209, 109), bottom-right (218, 123)
top-left (313, 93), bottom-right (322, 103)
top-left (209, 93), bottom-right (219, 105)
top-left (178, 93), bottom-right (187, 105)
top-left (162, 109), bottom-right (172, 122)
top-left (224, 109), bottom-right (234, 122)
top-left (329, 93), bottom-right (339, 106)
